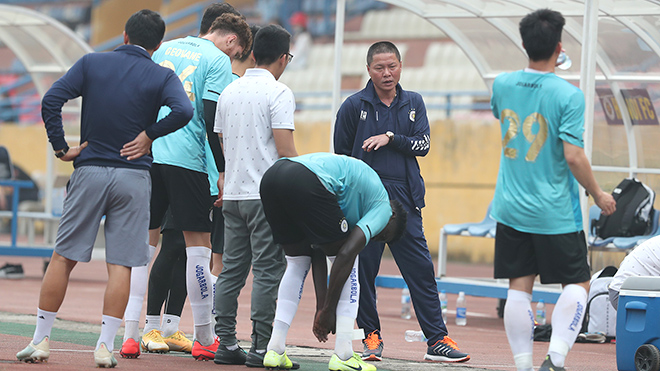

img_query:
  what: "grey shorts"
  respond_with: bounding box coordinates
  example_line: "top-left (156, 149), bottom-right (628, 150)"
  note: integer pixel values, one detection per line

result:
top-left (54, 166), bottom-right (151, 267)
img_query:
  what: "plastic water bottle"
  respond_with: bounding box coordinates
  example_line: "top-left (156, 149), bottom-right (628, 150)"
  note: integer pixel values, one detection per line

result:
top-left (536, 299), bottom-right (547, 325)
top-left (404, 330), bottom-right (427, 342)
top-left (439, 290), bottom-right (448, 323)
top-left (455, 291), bottom-right (467, 326)
top-left (556, 50), bottom-right (572, 70)
top-left (401, 286), bottom-right (411, 319)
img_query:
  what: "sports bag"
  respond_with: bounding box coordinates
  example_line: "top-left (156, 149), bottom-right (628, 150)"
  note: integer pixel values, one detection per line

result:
top-left (579, 266), bottom-right (618, 342)
top-left (592, 178), bottom-right (655, 239)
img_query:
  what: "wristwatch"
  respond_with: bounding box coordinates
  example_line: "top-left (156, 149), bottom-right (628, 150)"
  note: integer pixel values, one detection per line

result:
top-left (385, 131), bottom-right (394, 143)
top-left (54, 146), bottom-right (69, 158)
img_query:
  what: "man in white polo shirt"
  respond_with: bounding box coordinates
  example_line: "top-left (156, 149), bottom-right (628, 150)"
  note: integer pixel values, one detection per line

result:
top-left (212, 24), bottom-right (298, 367)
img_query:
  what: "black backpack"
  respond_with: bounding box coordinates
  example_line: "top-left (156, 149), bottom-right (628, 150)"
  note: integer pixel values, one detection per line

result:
top-left (592, 178), bottom-right (655, 239)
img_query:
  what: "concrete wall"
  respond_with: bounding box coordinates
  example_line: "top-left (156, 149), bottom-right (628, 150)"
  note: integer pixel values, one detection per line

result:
top-left (0, 118), bottom-right (628, 268)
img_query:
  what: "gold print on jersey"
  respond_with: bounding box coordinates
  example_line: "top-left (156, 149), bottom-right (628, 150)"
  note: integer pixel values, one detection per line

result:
top-left (500, 109), bottom-right (548, 162)
top-left (500, 109), bottom-right (519, 159)
top-left (522, 113), bottom-right (548, 162)
top-left (159, 61), bottom-right (198, 102)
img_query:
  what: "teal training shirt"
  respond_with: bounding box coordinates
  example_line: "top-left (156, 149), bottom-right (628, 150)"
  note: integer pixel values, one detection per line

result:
top-left (151, 36), bottom-right (233, 173)
top-left (286, 153), bottom-right (392, 244)
top-left (490, 70), bottom-right (584, 234)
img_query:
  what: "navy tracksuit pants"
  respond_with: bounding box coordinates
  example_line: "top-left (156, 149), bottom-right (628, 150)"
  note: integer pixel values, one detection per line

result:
top-left (356, 181), bottom-right (448, 345)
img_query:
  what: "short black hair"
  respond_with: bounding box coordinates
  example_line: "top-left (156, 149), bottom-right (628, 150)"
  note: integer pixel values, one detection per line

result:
top-left (237, 25), bottom-right (261, 62)
top-left (208, 13), bottom-right (252, 53)
top-left (367, 41), bottom-right (401, 66)
top-left (388, 199), bottom-right (408, 243)
top-left (252, 24), bottom-right (291, 66)
top-left (125, 9), bottom-right (165, 50)
top-left (199, 2), bottom-right (242, 35)
top-left (519, 9), bottom-right (565, 61)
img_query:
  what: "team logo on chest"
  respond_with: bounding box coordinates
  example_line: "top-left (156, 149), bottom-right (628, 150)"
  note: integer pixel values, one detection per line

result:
top-left (360, 110), bottom-right (368, 121)
top-left (340, 218), bottom-right (349, 233)
top-left (409, 109), bottom-right (416, 122)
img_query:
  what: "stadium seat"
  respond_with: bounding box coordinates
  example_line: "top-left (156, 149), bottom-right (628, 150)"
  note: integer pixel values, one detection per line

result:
top-left (612, 209), bottom-right (660, 249)
top-left (437, 202), bottom-right (495, 276)
top-left (588, 205), bottom-right (617, 248)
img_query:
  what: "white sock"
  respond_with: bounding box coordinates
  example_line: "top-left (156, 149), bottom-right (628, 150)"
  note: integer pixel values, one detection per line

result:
top-left (161, 314), bottom-right (181, 338)
top-left (334, 315), bottom-right (355, 361)
top-left (268, 320), bottom-right (290, 354)
top-left (504, 289), bottom-right (534, 371)
top-left (143, 315), bottom-right (161, 334)
top-left (33, 308), bottom-right (57, 344)
top-left (123, 244), bottom-right (156, 340)
top-left (123, 320), bottom-right (139, 342)
top-left (97, 315), bottom-right (122, 352)
top-left (186, 246), bottom-right (213, 345)
top-left (335, 256), bottom-right (359, 319)
top-left (267, 255), bottom-right (311, 354)
top-left (548, 284), bottom-right (587, 367)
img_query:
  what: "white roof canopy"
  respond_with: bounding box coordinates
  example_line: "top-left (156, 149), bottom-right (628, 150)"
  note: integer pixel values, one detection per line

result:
top-left (0, 4), bottom-right (92, 214)
top-left (333, 0), bottom-right (660, 188)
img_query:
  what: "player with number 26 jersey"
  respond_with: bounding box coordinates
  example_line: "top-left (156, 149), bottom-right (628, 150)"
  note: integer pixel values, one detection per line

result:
top-left (151, 35), bottom-right (233, 174)
top-left (490, 70), bottom-right (585, 234)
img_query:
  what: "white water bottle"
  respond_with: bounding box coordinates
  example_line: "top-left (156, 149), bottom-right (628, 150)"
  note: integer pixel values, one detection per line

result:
top-left (439, 290), bottom-right (448, 323)
top-left (404, 330), bottom-right (427, 342)
top-left (536, 299), bottom-right (547, 325)
top-left (401, 286), bottom-right (411, 319)
top-left (455, 291), bottom-right (467, 326)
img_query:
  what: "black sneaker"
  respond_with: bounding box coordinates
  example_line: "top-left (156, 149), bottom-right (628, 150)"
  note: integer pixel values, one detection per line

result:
top-left (246, 347), bottom-right (300, 369)
top-left (539, 355), bottom-right (565, 371)
top-left (0, 263), bottom-right (24, 279)
top-left (245, 348), bottom-right (264, 368)
top-left (423, 336), bottom-right (470, 362)
top-left (213, 343), bottom-right (247, 365)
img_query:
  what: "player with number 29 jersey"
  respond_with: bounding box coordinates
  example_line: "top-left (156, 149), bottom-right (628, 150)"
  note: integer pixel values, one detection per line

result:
top-left (490, 70), bottom-right (585, 235)
top-left (151, 36), bottom-right (233, 174)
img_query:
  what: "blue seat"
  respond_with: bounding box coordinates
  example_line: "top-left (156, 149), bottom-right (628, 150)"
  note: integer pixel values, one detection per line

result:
top-left (589, 204), bottom-right (659, 251)
top-left (437, 202), bottom-right (496, 276)
top-left (588, 205), bottom-right (617, 247)
top-left (444, 202), bottom-right (495, 237)
top-left (612, 210), bottom-right (660, 249)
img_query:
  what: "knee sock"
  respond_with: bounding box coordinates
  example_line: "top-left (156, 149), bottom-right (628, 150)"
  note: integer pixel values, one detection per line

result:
top-left (186, 246), bottom-right (213, 345)
top-left (267, 255), bottom-right (312, 354)
top-left (123, 245), bottom-right (156, 342)
top-left (161, 314), bottom-right (181, 338)
top-left (334, 257), bottom-right (359, 361)
top-left (336, 256), bottom-right (359, 319)
top-left (548, 284), bottom-right (587, 367)
top-left (148, 230), bottom-right (185, 316)
top-left (97, 315), bottom-right (122, 352)
top-left (504, 289), bottom-right (534, 371)
top-left (33, 308), bottom-right (57, 344)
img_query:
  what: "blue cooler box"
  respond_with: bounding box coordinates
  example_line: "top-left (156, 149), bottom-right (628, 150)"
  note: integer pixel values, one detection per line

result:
top-left (617, 276), bottom-right (660, 371)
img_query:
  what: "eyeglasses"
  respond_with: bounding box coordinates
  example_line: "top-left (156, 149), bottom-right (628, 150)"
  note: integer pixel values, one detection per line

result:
top-left (285, 53), bottom-right (294, 63)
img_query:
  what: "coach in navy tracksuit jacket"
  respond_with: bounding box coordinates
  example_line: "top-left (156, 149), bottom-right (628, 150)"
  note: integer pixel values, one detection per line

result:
top-left (334, 41), bottom-right (469, 363)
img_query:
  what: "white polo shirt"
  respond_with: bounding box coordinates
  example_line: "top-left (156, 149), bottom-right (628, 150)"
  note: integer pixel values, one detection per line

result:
top-left (610, 235), bottom-right (660, 293)
top-left (214, 68), bottom-right (295, 200)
